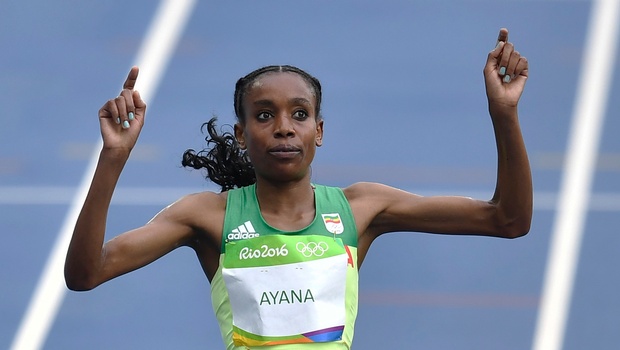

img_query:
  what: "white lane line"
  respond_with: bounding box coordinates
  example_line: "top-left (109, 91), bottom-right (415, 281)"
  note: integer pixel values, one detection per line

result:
top-left (532, 1), bottom-right (620, 350)
top-left (9, 1), bottom-right (197, 349)
top-left (4, 186), bottom-right (620, 211)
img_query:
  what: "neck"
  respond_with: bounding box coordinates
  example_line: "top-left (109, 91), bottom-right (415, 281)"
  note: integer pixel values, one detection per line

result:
top-left (254, 177), bottom-right (316, 231)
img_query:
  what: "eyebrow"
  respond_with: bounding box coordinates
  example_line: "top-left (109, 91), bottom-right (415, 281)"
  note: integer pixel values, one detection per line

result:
top-left (252, 97), bottom-right (313, 107)
top-left (290, 97), bottom-right (312, 106)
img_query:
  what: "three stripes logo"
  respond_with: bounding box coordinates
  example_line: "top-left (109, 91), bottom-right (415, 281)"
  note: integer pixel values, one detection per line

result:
top-left (227, 221), bottom-right (260, 241)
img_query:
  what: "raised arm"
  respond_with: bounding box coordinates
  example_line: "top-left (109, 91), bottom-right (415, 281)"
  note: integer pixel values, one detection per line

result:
top-left (64, 68), bottom-right (197, 291)
top-left (348, 28), bottom-right (532, 255)
top-left (484, 28), bottom-right (532, 235)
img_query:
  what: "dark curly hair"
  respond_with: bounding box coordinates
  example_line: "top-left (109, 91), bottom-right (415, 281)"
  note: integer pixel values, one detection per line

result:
top-left (182, 65), bottom-right (323, 192)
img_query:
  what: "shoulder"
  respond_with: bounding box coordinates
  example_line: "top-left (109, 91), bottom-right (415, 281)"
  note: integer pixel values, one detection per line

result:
top-left (342, 182), bottom-right (422, 232)
top-left (152, 190), bottom-right (228, 232)
top-left (166, 190), bottom-right (227, 213)
top-left (343, 181), bottom-right (416, 204)
top-left (344, 182), bottom-right (455, 230)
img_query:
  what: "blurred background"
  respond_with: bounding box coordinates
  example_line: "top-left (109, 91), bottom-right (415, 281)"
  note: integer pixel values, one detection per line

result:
top-left (1, 0), bottom-right (619, 349)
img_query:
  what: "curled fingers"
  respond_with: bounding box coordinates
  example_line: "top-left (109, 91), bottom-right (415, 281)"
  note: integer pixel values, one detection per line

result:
top-left (109, 89), bottom-right (136, 129)
top-left (98, 92), bottom-right (136, 130)
top-left (497, 42), bottom-right (527, 83)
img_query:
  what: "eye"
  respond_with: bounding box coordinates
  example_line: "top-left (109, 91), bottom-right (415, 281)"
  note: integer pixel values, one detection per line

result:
top-left (292, 110), bottom-right (309, 120)
top-left (257, 111), bottom-right (273, 121)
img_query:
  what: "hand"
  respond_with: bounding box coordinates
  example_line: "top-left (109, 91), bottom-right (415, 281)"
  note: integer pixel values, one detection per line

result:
top-left (98, 66), bottom-right (147, 151)
top-left (483, 28), bottom-right (529, 109)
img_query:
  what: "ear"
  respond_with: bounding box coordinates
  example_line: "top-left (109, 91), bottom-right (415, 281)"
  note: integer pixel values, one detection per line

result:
top-left (234, 123), bottom-right (246, 150)
top-left (315, 119), bottom-right (324, 147)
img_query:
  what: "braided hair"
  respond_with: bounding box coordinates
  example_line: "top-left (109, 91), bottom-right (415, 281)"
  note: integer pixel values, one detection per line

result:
top-left (182, 65), bottom-right (323, 192)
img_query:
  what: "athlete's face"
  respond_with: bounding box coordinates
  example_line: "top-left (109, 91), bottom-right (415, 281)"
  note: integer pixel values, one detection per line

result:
top-left (235, 72), bottom-right (323, 183)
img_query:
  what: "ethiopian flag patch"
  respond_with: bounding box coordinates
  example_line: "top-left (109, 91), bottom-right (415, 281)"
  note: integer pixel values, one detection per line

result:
top-left (321, 213), bottom-right (344, 234)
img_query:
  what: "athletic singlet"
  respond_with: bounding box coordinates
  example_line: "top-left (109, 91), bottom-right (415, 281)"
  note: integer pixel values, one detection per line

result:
top-left (210, 184), bottom-right (359, 350)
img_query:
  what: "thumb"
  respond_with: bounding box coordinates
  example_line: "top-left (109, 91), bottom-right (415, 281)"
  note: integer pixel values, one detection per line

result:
top-left (485, 41), bottom-right (504, 74)
top-left (489, 41), bottom-right (504, 61)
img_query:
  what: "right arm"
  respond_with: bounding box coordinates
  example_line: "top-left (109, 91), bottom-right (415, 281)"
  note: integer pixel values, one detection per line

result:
top-left (64, 67), bottom-right (199, 290)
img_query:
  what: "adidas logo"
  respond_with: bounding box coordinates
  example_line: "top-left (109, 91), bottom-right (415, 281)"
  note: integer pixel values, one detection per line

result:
top-left (227, 221), bottom-right (260, 241)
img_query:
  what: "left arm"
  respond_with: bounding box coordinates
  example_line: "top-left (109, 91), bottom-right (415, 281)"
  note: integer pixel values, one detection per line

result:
top-left (484, 28), bottom-right (532, 237)
top-left (347, 28), bottom-right (532, 243)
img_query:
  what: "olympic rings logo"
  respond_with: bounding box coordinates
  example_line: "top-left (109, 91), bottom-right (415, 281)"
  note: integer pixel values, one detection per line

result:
top-left (296, 241), bottom-right (329, 257)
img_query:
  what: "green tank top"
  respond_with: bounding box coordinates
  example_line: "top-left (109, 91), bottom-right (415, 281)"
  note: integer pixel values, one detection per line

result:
top-left (211, 184), bottom-right (359, 350)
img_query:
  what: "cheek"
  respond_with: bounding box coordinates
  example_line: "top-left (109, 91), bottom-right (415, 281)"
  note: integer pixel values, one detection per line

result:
top-left (305, 137), bottom-right (318, 157)
top-left (243, 135), bottom-right (264, 161)
top-left (243, 131), bottom-right (263, 149)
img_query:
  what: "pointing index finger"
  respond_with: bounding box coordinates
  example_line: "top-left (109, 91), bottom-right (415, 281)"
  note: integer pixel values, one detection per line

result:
top-left (123, 66), bottom-right (140, 90)
top-left (496, 28), bottom-right (509, 45)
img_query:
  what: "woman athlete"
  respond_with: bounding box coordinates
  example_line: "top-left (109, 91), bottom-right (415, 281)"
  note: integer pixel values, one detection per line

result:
top-left (65, 28), bottom-right (532, 349)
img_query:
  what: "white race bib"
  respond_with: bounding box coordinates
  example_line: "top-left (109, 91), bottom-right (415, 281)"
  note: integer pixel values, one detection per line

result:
top-left (222, 234), bottom-right (348, 346)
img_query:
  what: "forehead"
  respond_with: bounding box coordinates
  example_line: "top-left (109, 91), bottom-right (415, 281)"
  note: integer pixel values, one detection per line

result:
top-left (246, 72), bottom-right (315, 101)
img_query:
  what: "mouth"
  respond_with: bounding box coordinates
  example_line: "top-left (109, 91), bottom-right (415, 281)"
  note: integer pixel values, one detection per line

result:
top-left (269, 144), bottom-right (301, 159)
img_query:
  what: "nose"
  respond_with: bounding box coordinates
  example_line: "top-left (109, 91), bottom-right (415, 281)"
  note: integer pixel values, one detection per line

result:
top-left (273, 115), bottom-right (295, 138)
